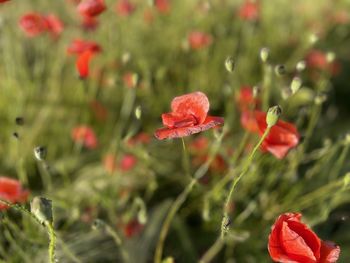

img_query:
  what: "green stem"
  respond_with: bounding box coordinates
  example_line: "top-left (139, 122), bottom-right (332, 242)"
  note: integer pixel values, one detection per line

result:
top-left (221, 126), bottom-right (271, 238)
top-left (181, 137), bottom-right (191, 178)
top-left (47, 222), bottom-right (57, 263)
top-left (154, 179), bottom-right (196, 263)
top-left (199, 238), bottom-right (224, 263)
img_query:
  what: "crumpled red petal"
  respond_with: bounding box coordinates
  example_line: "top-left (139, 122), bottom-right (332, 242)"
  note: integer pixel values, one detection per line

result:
top-left (171, 91), bottom-right (210, 124)
top-left (154, 116), bottom-right (223, 140)
top-left (319, 241), bottom-right (340, 263)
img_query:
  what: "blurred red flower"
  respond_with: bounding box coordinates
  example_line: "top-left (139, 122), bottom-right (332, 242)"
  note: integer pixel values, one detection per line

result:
top-left (0, 0), bottom-right (10, 3)
top-left (123, 219), bottom-right (144, 238)
top-left (67, 39), bottom-right (101, 79)
top-left (0, 177), bottom-right (29, 210)
top-left (78, 0), bottom-right (106, 17)
top-left (72, 125), bottom-right (98, 149)
top-left (19, 13), bottom-right (48, 37)
top-left (123, 72), bottom-right (138, 88)
top-left (238, 0), bottom-right (259, 21)
top-left (241, 111), bottom-right (299, 159)
top-left (44, 14), bottom-right (64, 38)
top-left (103, 154), bottom-right (117, 173)
top-left (81, 15), bottom-right (99, 30)
top-left (188, 31), bottom-right (213, 50)
top-left (90, 100), bottom-right (108, 121)
top-left (67, 39), bottom-right (101, 55)
top-left (115, 0), bottom-right (136, 17)
top-left (127, 132), bottom-right (151, 146)
top-left (19, 13), bottom-right (64, 38)
top-left (119, 154), bottom-right (137, 171)
top-left (237, 86), bottom-right (259, 111)
top-left (155, 91), bottom-right (224, 140)
top-left (268, 213), bottom-right (340, 263)
top-left (305, 50), bottom-right (341, 76)
top-left (155, 0), bottom-right (170, 14)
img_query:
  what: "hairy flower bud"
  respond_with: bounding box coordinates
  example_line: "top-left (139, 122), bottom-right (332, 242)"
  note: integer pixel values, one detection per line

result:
top-left (30, 197), bottom-right (53, 225)
top-left (225, 56), bottom-right (235, 73)
top-left (291, 77), bottom-right (302, 94)
top-left (34, 146), bottom-right (47, 161)
top-left (260, 47), bottom-right (270, 63)
top-left (266, 105), bottom-right (282, 127)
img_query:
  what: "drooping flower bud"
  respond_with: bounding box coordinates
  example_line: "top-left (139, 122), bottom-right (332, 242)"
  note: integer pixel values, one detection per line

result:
top-left (274, 64), bottom-right (286, 76)
top-left (315, 94), bottom-right (327, 105)
top-left (30, 197), bottom-right (53, 225)
top-left (253, 85), bottom-right (261, 98)
top-left (296, 60), bottom-right (306, 72)
top-left (224, 56), bottom-right (235, 73)
top-left (266, 105), bottom-right (282, 127)
top-left (260, 47), bottom-right (269, 63)
top-left (291, 77), bottom-right (302, 94)
top-left (34, 146), bottom-right (47, 161)
top-left (135, 105), bottom-right (142, 119)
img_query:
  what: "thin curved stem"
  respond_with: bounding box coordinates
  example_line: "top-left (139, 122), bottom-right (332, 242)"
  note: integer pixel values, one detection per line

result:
top-left (154, 178), bottom-right (196, 263)
top-left (47, 222), bottom-right (57, 263)
top-left (221, 126), bottom-right (271, 237)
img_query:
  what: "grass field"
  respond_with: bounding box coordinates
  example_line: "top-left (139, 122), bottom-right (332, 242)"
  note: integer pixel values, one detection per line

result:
top-left (0, 0), bottom-right (349, 262)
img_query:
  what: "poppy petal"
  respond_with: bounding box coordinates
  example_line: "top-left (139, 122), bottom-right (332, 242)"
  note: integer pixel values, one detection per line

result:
top-left (76, 50), bottom-right (94, 79)
top-left (320, 241), bottom-right (340, 263)
top-left (171, 91), bottom-right (210, 124)
top-left (280, 221), bottom-right (317, 263)
top-left (154, 115), bottom-right (223, 140)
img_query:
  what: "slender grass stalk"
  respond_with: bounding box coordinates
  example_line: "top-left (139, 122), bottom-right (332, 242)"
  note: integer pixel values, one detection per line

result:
top-left (199, 238), bottom-right (224, 263)
top-left (221, 126), bottom-right (271, 237)
top-left (181, 137), bottom-right (191, 179)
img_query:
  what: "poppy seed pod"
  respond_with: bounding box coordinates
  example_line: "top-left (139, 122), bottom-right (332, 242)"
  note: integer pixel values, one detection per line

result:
top-left (225, 56), bottom-right (235, 73)
top-left (34, 146), bottom-right (47, 161)
top-left (291, 77), bottom-right (302, 94)
top-left (266, 105), bottom-right (282, 127)
top-left (260, 47), bottom-right (269, 63)
top-left (30, 197), bottom-right (53, 225)
top-left (274, 64), bottom-right (286, 76)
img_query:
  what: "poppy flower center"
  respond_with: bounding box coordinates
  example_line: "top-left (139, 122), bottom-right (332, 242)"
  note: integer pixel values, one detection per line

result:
top-left (162, 113), bottom-right (199, 128)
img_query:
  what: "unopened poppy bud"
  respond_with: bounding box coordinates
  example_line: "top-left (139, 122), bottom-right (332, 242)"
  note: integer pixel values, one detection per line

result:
top-left (296, 60), bottom-right (306, 72)
top-left (225, 56), bottom-right (235, 73)
top-left (135, 105), bottom-right (142, 119)
top-left (122, 52), bottom-right (131, 64)
top-left (30, 197), bottom-right (53, 225)
top-left (326, 52), bottom-right (335, 63)
top-left (92, 219), bottom-right (105, 230)
top-left (315, 94), bottom-right (327, 105)
top-left (281, 87), bottom-right (291, 100)
top-left (275, 64), bottom-right (286, 76)
top-left (15, 117), bottom-right (24, 126)
top-left (266, 105), bottom-right (282, 127)
top-left (260, 47), bottom-right (270, 63)
top-left (135, 197), bottom-right (148, 224)
top-left (308, 33), bottom-right (318, 45)
top-left (34, 146), bottom-right (47, 161)
top-left (291, 77), bottom-right (302, 94)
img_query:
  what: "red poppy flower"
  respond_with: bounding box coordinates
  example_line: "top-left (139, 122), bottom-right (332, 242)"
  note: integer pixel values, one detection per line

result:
top-left (19, 13), bottom-right (48, 37)
top-left (154, 0), bottom-right (170, 14)
top-left (119, 154), bottom-right (137, 172)
top-left (0, 177), bottom-right (29, 210)
top-left (67, 39), bottom-right (101, 78)
top-left (268, 213), bottom-right (340, 263)
top-left (123, 219), bottom-right (144, 238)
top-left (44, 14), bottom-right (64, 38)
top-left (71, 125), bottom-right (98, 149)
top-left (189, 136), bottom-right (209, 154)
top-left (67, 39), bottom-right (101, 55)
top-left (241, 111), bottom-right (299, 159)
top-left (238, 0), bottom-right (259, 21)
top-left (155, 92), bottom-right (224, 140)
top-left (77, 0), bottom-right (106, 17)
top-left (237, 86), bottom-right (260, 111)
top-left (188, 31), bottom-right (213, 50)
top-left (115, 0), bottom-right (136, 17)
top-left (305, 50), bottom-right (340, 76)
